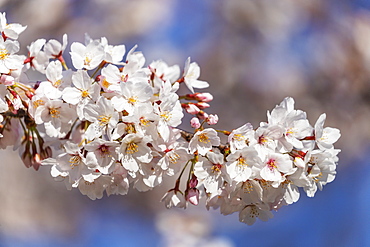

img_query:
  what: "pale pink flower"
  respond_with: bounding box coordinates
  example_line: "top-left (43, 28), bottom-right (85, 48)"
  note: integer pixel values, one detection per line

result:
top-left (189, 128), bottom-right (220, 156)
top-left (0, 36), bottom-right (25, 73)
top-left (0, 12), bottom-right (27, 39)
top-left (314, 113), bottom-right (341, 150)
top-left (183, 57), bottom-right (209, 93)
top-left (70, 40), bottom-right (105, 70)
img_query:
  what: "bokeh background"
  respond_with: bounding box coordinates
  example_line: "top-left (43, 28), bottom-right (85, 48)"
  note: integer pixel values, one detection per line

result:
top-left (1, 0), bottom-right (370, 246)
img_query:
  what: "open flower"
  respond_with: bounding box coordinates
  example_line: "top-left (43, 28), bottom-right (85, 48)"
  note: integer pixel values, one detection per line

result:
top-left (182, 57), bottom-right (209, 93)
top-left (189, 128), bottom-right (220, 156)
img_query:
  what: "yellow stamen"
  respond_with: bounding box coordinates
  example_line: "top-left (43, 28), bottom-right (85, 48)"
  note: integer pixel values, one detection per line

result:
top-left (160, 111), bottom-right (171, 122)
top-left (53, 79), bottom-right (62, 87)
top-left (0, 49), bottom-right (8, 60)
top-left (126, 142), bottom-right (138, 154)
top-left (101, 79), bottom-right (111, 89)
top-left (233, 134), bottom-right (244, 141)
top-left (286, 128), bottom-right (295, 136)
top-left (81, 90), bottom-right (89, 98)
top-left (98, 115), bottom-right (111, 126)
top-left (127, 96), bottom-right (137, 105)
top-left (84, 57), bottom-right (92, 66)
top-left (69, 155), bottom-right (82, 168)
top-left (211, 164), bottom-right (222, 173)
top-left (140, 118), bottom-right (150, 126)
top-left (169, 152), bottom-right (180, 164)
top-left (237, 157), bottom-right (248, 167)
top-left (313, 172), bottom-right (323, 182)
top-left (125, 124), bottom-right (136, 134)
top-left (243, 181), bottom-right (254, 193)
top-left (33, 99), bottom-right (44, 108)
top-left (198, 133), bottom-right (210, 143)
top-left (49, 107), bottom-right (61, 118)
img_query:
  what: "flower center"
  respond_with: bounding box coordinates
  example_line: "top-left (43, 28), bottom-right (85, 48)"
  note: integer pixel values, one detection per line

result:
top-left (258, 135), bottom-right (268, 144)
top-left (49, 107), bottom-right (61, 118)
top-left (237, 157), bottom-right (248, 167)
top-left (169, 152), bottom-right (180, 164)
top-left (98, 115), bottom-right (111, 126)
top-left (81, 90), bottom-right (89, 98)
top-left (160, 111), bottom-right (172, 122)
top-left (126, 142), bottom-right (138, 154)
top-left (53, 79), bottom-right (62, 87)
top-left (140, 117), bottom-right (150, 126)
top-left (267, 159), bottom-right (277, 171)
top-left (286, 128), bottom-right (295, 136)
top-left (69, 155), bottom-right (82, 168)
top-left (211, 163), bottom-right (222, 173)
top-left (84, 56), bottom-right (92, 66)
top-left (125, 123), bottom-right (136, 134)
top-left (243, 181), bottom-right (254, 193)
top-left (127, 96), bottom-right (137, 105)
top-left (99, 144), bottom-right (111, 157)
top-left (101, 79), bottom-right (110, 89)
top-left (198, 133), bottom-right (210, 143)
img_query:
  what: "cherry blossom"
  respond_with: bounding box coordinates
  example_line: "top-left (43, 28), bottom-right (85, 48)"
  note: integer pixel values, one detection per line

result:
top-left (0, 12), bottom-right (342, 226)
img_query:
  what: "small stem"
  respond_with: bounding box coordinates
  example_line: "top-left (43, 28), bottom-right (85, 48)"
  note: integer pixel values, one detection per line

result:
top-left (64, 118), bottom-right (79, 140)
top-left (215, 129), bottom-right (231, 135)
top-left (177, 159), bottom-right (191, 182)
top-left (91, 60), bottom-right (107, 79)
top-left (187, 157), bottom-right (196, 183)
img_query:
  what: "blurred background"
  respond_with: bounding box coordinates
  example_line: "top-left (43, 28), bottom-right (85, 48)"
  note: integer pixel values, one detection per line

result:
top-left (1, 0), bottom-right (370, 246)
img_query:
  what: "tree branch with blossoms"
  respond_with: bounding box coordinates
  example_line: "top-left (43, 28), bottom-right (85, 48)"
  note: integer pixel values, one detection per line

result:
top-left (0, 12), bottom-right (341, 225)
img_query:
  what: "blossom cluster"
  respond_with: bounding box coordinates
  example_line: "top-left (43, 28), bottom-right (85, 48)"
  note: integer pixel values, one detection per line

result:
top-left (0, 13), bottom-right (341, 225)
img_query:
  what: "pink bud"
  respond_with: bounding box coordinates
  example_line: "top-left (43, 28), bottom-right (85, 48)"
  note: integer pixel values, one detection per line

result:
top-left (195, 102), bottom-right (210, 109)
top-left (197, 111), bottom-right (208, 120)
top-left (183, 103), bottom-right (201, 114)
top-left (206, 114), bottom-right (219, 125)
top-left (194, 92), bottom-right (213, 102)
top-left (186, 92), bottom-right (213, 102)
top-left (189, 174), bottom-right (198, 188)
top-left (186, 188), bottom-right (200, 206)
top-left (190, 117), bottom-right (201, 128)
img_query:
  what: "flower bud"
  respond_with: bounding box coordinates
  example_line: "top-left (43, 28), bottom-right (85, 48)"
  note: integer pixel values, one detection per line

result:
top-left (194, 92), bottom-right (213, 102)
top-left (186, 92), bottom-right (213, 102)
top-left (188, 174), bottom-right (198, 188)
top-left (196, 110), bottom-right (208, 120)
top-left (182, 103), bottom-right (201, 114)
top-left (194, 102), bottom-right (210, 109)
top-left (186, 188), bottom-right (200, 206)
top-left (190, 117), bottom-right (201, 128)
top-left (206, 114), bottom-right (219, 125)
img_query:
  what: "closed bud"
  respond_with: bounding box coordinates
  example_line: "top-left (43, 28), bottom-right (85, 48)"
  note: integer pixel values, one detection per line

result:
top-left (190, 117), bottom-right (201, 128)
top-left (194, 102), bottom-right (210, 109)
top-left (186, 188), bottom-right (200, 206)
top-left (182, 103), bottom-right (201, 114)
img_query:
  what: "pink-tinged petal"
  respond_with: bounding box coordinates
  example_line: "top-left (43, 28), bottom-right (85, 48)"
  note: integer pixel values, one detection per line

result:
top-left (186, 188), bottom-right (200, 205)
